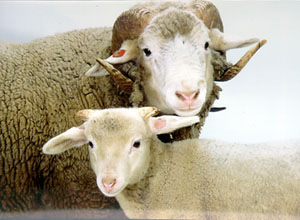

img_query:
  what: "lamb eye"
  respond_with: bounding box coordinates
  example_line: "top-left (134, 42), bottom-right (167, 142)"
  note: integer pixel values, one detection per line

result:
top-left (88, 141), bottom-right (94, 148)
top-left (143, 48), bottom-right (151, 57)
top-left (133, 141), bottom-right (141, 148)
top-left (204, 42), bottom-right (209, 50)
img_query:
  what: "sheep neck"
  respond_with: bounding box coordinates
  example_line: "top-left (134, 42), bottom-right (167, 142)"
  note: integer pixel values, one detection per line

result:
top-left (116, 137), bottom-right (167, 211)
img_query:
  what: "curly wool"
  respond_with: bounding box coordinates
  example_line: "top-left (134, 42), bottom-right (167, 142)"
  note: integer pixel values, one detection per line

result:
top-left (0, 28), bottom-right (130, 215)
top-left (0, 26), bottom-right (228, 216)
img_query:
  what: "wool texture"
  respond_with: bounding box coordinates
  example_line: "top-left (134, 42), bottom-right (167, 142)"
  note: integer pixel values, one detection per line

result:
top-left (0, 27), bottom-right (224, 215)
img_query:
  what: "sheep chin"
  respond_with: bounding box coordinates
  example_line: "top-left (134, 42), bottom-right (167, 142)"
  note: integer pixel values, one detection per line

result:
top-left (174, 107), bottom-right (201, 117)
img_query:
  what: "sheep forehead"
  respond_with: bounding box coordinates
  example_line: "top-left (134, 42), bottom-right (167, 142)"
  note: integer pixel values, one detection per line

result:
top-left (86, 110), bottom-right (146, 140)
top-left (140, 8), bottom-right (204, 43)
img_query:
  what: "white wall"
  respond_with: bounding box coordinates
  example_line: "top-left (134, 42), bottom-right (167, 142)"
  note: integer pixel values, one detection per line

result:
top-left (203, 1), bottom-right (300, 143)
top-left (1, 1), bottom-right (299, 143)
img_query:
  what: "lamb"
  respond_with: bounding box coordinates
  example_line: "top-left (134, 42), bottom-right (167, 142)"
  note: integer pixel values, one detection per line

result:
top-left (0, 0), bottom-right (265, 214)
top-left (43, 107), bottom-right (300, 219)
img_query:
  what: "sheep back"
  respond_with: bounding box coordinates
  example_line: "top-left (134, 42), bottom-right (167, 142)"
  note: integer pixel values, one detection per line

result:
top-left (124, 139), bottom-right (300, 219)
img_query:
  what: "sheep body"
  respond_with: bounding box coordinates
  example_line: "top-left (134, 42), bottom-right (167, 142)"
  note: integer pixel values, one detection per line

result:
top-left (43, 107), bottom-right (300, 219)
top-left (120, 138), bottom-right (300, 219)
top-left (0, 27), bottom-right (129, 213)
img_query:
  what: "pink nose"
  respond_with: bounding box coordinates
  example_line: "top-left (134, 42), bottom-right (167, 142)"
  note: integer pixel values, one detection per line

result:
top-left (175, 90), bottom-right (200, 105)
top-left (102, 177), bottom-right (116, 192)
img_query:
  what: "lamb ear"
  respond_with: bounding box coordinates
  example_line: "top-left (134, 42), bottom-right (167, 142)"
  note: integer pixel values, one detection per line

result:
top-left (210, 28), bottom-right (259, 51)
top-left (147, 116), bottom-right (200, 135)
top-left (42, 125), bottom-right (88, 155)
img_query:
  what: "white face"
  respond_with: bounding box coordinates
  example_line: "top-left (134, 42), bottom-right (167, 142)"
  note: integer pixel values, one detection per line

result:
top-left (42, 108), bottom-right (201, 198)
top-left (139, 23), bottom-right (214, 117)
top-left (85, 112), bottom-right (151, 197)
top-left (86, 8), bottom-right (259, 117)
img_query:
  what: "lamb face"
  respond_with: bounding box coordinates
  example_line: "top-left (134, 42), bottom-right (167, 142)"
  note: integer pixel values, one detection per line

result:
top-left (85, 110), bottom-right (151, 197)
top-left (138, 9), bottom-right (214, 116)
top-left (42, 108), bottom-right (153, 197)
top-left (42, 107), bottom-right (199, 197)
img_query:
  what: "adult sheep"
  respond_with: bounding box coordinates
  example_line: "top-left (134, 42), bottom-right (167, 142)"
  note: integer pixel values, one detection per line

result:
top-left (43, 107), bottom-right (300, 220)
top-left (87, 0), bottom-right (266, 141)
top-left (0, 0), bottom-right (264, 217)
top-left (87, 0), bottom-right (264, 118)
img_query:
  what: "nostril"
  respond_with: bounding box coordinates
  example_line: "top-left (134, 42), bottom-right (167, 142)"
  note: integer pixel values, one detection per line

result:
top-left (193, 90), bottom-right (200, 100)
top-left (175, 91), bottom-right (186, 101)
top-left (102, 177), bottom-right (116, 190)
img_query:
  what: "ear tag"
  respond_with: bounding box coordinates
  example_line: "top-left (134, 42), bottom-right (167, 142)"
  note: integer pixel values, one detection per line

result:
top-left (113, 49), bottom-right (126, 58)
top-left (154, 118), bottom-right (166, 130)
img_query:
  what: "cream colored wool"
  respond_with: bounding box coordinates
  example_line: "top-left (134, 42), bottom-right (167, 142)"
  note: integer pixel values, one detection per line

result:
top-left (0, 27), bottom-right (222, 213)
top-left (120, 138), bottom-right (300, 219)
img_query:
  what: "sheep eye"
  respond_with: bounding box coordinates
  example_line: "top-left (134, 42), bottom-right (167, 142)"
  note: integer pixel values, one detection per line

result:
top-left (204, 42), bottom-right (209, 50)
top-left (88, 141), bottom-right (94, 148)
top-left (143, 48), bottom-right (151, 57)
top-left (133, 141), bottom-right (141, 148)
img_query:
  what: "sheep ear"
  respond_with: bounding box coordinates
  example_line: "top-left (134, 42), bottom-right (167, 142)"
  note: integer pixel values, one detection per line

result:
top-left (105, 39), bottom-right (138, 64)
top-left (210, 28), bottom-right (259, 51)
top-left (147, 116), bottom-right (200, 135)
top-left (85, 39), bottom-right (138, 77)
top-left (42, 125), bottom-right (88, 155)
top-left (85, 63), bottom-right (109, 77)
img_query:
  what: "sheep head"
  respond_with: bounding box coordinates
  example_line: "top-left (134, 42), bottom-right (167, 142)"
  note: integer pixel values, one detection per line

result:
top-left (86, 1), bottom-right (265, 116)
top-left (42, 107), bottom-right (199, 197)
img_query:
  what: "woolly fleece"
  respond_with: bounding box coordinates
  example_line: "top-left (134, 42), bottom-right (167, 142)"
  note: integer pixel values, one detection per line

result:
top-left (0, 28), bottom-right (128, 215)
top-left (0, 27), bottom-right (221, 214)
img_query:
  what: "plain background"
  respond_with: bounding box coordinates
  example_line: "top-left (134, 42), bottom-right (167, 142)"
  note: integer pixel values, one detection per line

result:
top-left (0, 0), bottom-right (299, 143)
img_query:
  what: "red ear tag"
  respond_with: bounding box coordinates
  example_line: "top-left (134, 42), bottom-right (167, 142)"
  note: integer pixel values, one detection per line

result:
top-left (113, 49), bottom-right (126, 58)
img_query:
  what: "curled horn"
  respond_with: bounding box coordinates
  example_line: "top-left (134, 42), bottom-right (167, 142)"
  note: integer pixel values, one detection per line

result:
top-left (112, 5), bottom-right (157, 51)
top-left (96, 58), bottom-right (133, 93)
top-left (100, 4), bottom-right (157, 94)
top-left (137, 107), bottom-right (160, 119)
top-left (188, 0), bottom-right (223, 31)
top-left (215, 39), bottom-right (267, 81)
top-left (112, 1), bottom-right (223, 51)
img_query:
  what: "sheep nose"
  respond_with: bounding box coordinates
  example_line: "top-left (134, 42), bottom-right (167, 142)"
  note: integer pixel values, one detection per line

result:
top-left (102, 177), bottom-right (116, 192)
top-left (175, 90), bottom-right (200, 104)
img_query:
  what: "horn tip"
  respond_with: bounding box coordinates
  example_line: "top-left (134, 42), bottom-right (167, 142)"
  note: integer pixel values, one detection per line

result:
top-left (260, 39), bottom-right (267, 46)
